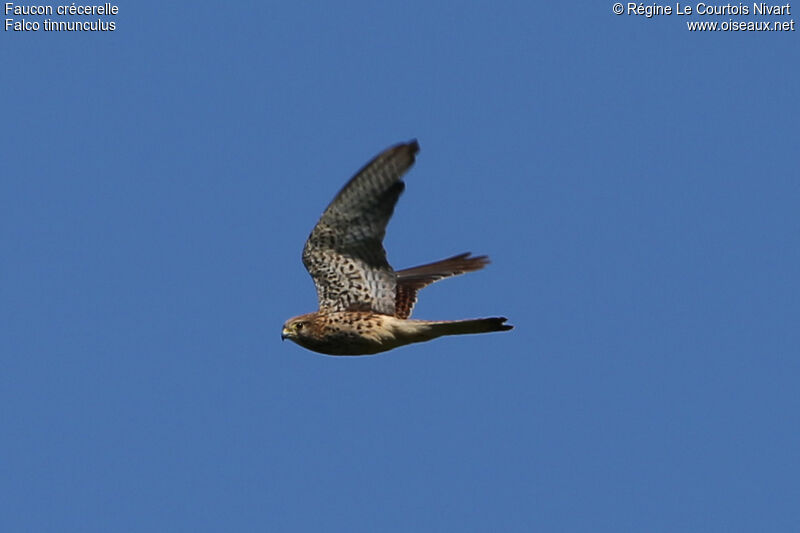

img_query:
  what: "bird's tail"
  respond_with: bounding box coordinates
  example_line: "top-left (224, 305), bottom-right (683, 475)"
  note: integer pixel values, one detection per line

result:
top-left (427, 317), bottom-right (513, 337)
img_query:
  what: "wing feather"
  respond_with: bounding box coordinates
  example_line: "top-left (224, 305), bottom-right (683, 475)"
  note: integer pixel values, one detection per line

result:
top-left (394, 253), bottom-right (489, 318)
top-left (302, 141), bottom-right (419, 315)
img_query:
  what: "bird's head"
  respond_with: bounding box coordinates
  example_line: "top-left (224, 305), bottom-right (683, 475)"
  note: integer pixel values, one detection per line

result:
top-left (281, 313), bottom-right (316, 344)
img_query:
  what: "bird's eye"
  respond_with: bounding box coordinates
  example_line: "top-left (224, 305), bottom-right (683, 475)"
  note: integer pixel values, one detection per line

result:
top-left (295, 322), bottom-right (304, 330)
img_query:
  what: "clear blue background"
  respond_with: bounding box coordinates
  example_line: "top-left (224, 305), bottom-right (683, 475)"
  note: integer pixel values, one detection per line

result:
top-left (3, 2), bottom-right (799, 531)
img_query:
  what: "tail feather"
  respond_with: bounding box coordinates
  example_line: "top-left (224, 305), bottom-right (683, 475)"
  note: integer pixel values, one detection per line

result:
top-left (430, 317), bottom-right (513, 337)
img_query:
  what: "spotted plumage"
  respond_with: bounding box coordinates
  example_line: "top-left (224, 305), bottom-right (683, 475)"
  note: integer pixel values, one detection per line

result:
top-left (282, 140), bottom-right (512, 356)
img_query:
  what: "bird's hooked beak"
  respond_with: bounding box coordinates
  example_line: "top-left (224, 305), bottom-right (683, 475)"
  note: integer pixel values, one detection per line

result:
top-left (281, 327), bottom-right (289, 341)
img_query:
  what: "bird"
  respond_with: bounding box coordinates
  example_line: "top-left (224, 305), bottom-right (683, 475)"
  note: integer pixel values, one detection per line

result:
top-left (281, 140), bottom-right (512, 356)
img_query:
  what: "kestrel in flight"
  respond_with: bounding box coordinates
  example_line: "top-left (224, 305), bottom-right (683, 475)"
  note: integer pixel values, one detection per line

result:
top-left (281, 140), bottom-right (512, 356)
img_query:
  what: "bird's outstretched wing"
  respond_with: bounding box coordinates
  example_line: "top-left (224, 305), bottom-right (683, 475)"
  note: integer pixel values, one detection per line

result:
top-left (302, 140), bottom-right (419, 315)
top-left (394, 253), bottom-right (489, 319)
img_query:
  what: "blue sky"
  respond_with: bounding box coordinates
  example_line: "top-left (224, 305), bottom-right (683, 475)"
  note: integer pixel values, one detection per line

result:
top-left (2, 2), bottom-right (799, 531)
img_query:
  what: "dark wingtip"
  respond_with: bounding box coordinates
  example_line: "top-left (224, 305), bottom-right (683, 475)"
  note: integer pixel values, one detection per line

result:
top-left (466, 253), bottom-right (491, 268)
top-left (457, 252), bottom-right (491, 272)
top-left (386, 140), bottom-right (419, 166)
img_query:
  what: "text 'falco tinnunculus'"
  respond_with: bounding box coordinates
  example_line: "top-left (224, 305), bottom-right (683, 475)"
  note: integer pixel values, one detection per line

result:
top-left (281, 140), bottom-right (512, 356)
